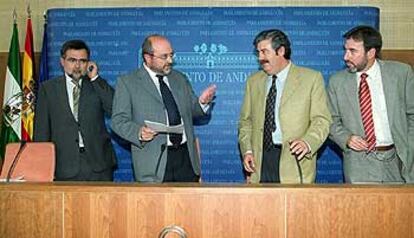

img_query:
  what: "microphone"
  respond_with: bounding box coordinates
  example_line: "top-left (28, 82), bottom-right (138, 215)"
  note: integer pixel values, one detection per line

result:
top-left (154, 143), bottom-right (167, 177)
top-left (6, 140), bottom-right (27, 182)
top-left (295, 157), bottom-right (303, 184)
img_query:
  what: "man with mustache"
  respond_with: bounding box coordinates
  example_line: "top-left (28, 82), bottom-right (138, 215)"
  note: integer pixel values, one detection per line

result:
top-left (238, 29), bottom-right (332, 183)
top-left (34, 39), bottom-right (116, 181)
top-left (327, 25), bottom-right (414, 183)
top-left (112, 34), bottom-right (216, 182)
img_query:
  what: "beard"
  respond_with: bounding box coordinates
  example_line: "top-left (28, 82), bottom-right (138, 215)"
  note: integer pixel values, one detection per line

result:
top-left (151, 64), bottom-right (172, 76)
top-left (68, 69), bottom-right (85, 81)
top-left (346, 56), bottom-right (368, 73)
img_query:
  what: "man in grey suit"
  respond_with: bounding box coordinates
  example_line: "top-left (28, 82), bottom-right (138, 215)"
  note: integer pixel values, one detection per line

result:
top-left (34, 40), bottom-right (116, 181)
top-left (111, 34), bottom-right (216, 182)
top-left (327, 26), bottom-right (414, 183)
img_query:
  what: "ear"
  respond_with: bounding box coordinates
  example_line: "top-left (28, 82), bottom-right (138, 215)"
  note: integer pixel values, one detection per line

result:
top-left (143, 53), bottom-right (151, 64)
top-left (276, 46), bottom-right (285, 57)
top-left (60, 57), bottom-right (65, 67)
top-left (367, 48), bottom-right (376, 59)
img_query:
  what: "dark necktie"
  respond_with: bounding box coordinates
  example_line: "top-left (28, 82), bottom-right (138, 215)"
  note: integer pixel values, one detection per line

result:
top-left (263, 75), bottom-right (277, 151)
top-left (157, 74), bottom-right (182, 146)
top-left (359, 73), bottom-right (376, 151)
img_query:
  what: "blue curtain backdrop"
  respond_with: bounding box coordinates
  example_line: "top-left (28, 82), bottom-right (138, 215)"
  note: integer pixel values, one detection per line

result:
top-left (45, 7), bottom-right (379, 182)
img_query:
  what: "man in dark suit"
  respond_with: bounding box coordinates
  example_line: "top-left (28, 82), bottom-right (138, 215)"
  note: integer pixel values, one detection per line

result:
top-left (34, 39), bottom-right (116, 181)
top-left (111, 34), bottom-right (216, 182)
top-left (327, 26), bottom-right (414, 183)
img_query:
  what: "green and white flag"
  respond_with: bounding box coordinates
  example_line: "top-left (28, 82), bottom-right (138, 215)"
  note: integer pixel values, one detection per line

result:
top-left (1, 22), bottom-right (22, 160)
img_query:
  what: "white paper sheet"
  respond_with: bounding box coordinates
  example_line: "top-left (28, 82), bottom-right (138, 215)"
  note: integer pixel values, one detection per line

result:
top-left (144, 120), bottom-right (184, 134)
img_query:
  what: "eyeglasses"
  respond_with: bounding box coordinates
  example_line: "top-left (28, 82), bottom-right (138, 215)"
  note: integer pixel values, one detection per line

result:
top-left (148, 52), bottom-right (176, 61)
top-left (65, 57), bottom-right (89, 65)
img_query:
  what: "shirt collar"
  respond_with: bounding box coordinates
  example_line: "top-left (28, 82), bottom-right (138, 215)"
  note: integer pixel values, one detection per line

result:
top-left (65, 73), bottom-right (82, 85)
top-left (143, 63), bottom-right (161, 81)
top-left (271, 61), bottom-right (291, 83)
top-left (357, 59), bottom-right (380, 79)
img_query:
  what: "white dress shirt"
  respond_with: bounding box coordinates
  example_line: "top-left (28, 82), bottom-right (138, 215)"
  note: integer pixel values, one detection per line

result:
top-left (356, 60), bottom-right (393, 146)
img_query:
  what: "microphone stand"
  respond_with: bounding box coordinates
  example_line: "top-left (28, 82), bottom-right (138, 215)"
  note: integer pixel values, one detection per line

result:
top-left (155, 143), bottom-right (167, 177)
top-left (6, 141), bottom-right (27, 182)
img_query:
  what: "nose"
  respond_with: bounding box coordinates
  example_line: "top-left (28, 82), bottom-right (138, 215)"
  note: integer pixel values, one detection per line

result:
top-left (258, 51), bottom-right (265, 61)
top-left (166, 56), bottom-right (173, 64)
top-left (343, 51), bottom-right (350, 61)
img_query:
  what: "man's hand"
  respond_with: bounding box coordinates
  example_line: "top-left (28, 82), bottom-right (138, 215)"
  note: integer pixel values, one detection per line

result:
top-left (139, 125), bottom-right (157, 141)
top-left (243, 153), bottom-right (256, 173)
top-left (199, 84), bottom-right (217, 104)
top-left (346, 135), bottom-right (368, 151)
top-left (86, 61), bottom-right (98, 79)
top-left (289, 139), bottom-right (310, 161)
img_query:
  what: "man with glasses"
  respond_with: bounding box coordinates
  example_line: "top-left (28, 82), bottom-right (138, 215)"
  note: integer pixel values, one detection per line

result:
top-left (112, 34), bottom-right (216, 183)
top-left (327, 25), bottom-right (414, 183)
top-left (34, 39), bottom-right (116, 181)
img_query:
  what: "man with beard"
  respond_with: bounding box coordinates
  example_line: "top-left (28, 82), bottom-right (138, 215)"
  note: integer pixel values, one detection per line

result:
top-left (238, 29), bottom-right (332, 183)
top-left (327, 25), bottom-right (414, 183)
top-left (112, 35), bottom-right (216, 182)
top-left (34, 40), bottom-right (116, 181)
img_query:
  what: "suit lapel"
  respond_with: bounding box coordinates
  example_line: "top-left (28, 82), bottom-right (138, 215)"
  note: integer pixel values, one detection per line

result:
top-left (168, 74), bottom-right (186, 116)
top-left (78, 79), bottom-right (93, 122)
top-left (56, 76), bottom-right (77, 123)
top-left (280, 64), bottom-right (300, 107)
top-left (378, 60), bottom-right (396, 127)
top-left (344, 73), bottom-right (361, 118)
top-left (138, 69), bottom-right (164, 104)
top-left (344, 71), bottom-right (368, 134)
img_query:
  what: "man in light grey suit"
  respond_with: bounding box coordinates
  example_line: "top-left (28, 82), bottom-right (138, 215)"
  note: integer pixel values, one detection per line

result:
top-left (328, 26), bottom-right (414, 183)
top-left (112, 35), bottom-right (216, 182)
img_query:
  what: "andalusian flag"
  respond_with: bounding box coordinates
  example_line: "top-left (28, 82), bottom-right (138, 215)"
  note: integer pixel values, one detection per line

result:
top-left (0, 21), bottom-right (22, 160)
top-left (22, 15), bottom-right (35, 141)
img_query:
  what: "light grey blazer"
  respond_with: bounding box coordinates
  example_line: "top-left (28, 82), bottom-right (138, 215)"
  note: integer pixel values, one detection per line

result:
top-left (327, 60), bottom-right (414, 183)
top-left (111, 67), bottom-right (205, 182)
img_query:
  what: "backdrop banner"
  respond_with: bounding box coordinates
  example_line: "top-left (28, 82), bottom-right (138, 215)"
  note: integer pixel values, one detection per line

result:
top-left (46, 7), bottom-right (379, 182)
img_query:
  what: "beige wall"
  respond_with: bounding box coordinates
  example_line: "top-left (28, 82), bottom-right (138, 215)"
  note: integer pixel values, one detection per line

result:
top-left (0, 0), bottom-right (413, 52)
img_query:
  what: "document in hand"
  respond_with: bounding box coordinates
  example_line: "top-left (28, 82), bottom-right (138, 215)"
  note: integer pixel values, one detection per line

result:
top-left (144, 120), bottom-right (184, 134)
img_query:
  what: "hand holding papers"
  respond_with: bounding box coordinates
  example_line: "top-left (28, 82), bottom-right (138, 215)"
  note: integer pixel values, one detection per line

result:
top-left (144, 120), bottom-right (184, 134)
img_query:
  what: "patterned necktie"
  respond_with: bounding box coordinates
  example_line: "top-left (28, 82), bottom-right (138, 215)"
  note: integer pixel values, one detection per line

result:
top-left (263, 75), bottom-right (277, 151)
top-left (157, 75), bottom-right (182, 146)
top-left (72, 79), bottom-right (80, 121)
top-left (359, 73), bottom-right (376, 151)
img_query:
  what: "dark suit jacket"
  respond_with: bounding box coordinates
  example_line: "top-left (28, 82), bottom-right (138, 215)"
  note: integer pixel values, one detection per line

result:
top-left (34, 76), bottom-right (116, 180)
top-left (111, 68), bottom-right (205, 182)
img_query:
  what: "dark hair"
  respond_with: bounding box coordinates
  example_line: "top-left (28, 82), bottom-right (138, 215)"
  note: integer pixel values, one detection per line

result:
top-left (60, 39), bottom-right (90, 58)
top-left (343, 25), bottom-right (382, 58)
top-left (253, 29), bottom-right (291, 60)
top-left (141, 34), bottom-right (164, 59)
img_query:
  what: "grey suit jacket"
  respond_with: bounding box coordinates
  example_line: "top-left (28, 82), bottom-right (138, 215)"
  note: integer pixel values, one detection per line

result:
top-left (34, 76), bottom-right (116, 180)
top-left (327, 60), bottom-right (414, 182)
top-left (111, 67), bottom-right (205, 182)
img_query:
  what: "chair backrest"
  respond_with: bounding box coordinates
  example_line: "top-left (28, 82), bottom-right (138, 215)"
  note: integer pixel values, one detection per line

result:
top-left (0, 142), bottom-right (55, 182)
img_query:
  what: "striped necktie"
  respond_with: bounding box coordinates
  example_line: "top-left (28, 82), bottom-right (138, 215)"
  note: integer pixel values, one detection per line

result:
top-left (359, 73), bottom-right (376, 151)
top-left (72, 79), bottom-right (80, 121)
